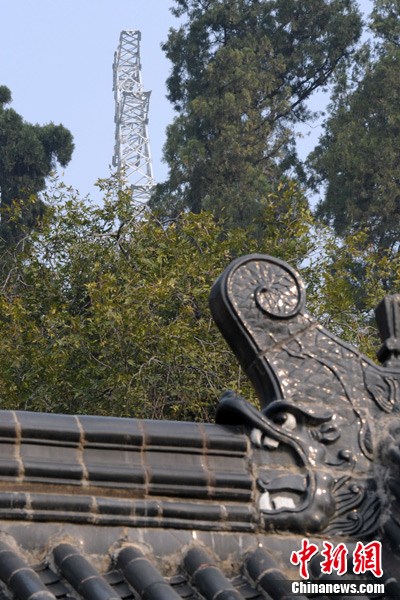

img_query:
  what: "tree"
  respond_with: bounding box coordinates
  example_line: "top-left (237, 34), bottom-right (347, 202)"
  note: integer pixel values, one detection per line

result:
top-left (0, 175), bottom-right (395, 419)
top-left (0, 176), bottom-right (319, 420)
top-left (307, 0), bottom-right (400, 252)
top-left (151, 0), bottom-right (362, 230)
top-left (305, 229), bottom-right (400, 355)
top-left (0, 86), bottom-right (74, 246)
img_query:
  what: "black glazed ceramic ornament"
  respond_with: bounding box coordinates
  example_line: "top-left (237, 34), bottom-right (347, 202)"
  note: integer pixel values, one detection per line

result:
top-left (211, 254), bottom-right (400, 539)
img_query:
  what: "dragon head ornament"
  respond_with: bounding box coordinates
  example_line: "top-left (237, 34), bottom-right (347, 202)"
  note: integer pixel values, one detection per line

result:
top-left (210, 254), bottom-right (400, 541)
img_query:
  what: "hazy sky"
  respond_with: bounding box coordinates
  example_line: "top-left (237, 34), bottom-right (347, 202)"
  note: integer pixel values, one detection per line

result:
top-left (0, 1), bottom-right (373, 200)
top-left (0, 0), bottom-right (176, 198)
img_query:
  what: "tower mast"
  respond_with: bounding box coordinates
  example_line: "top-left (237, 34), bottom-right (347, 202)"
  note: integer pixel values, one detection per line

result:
top-left (113, 30), bottom-right (155, 205)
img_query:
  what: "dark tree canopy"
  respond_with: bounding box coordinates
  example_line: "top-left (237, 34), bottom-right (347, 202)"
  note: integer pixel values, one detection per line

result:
top-left (371, 0), bottom-right (400, 46)
top-left (0, 86), bottom-right (74, 245)
top-left (308, 0), bottom-right (400, 251)
top-left (151, 0), bottom-right (362, 230)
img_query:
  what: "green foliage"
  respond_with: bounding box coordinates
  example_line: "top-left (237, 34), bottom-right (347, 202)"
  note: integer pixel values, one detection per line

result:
top-left (0, 86), bottom-right (11, 105)
top-left (306, 229), bottom-right (400, 358)
top-left (0, 178), bottom-right (318, 420)
top-left (0, 86), bottom-right (74, 246)
top-left (0, 178), bottom-right (244, 419)
top-left (0, 176), bottom-right (395, 420)
top-left (308, 52), bottom-right (400, 250)
top-left (151, 0), bottom-right (362, 230)
top-left (371, 0), bottom-right (400, 45)
top-left (307, 1), bottom-right (400, 251)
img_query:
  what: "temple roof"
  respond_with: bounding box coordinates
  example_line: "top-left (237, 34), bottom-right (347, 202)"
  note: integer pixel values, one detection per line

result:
top-left (0, 527), bottom-right (394, 600)
top-left (0, 254), bottom-right (398, 598)
top-left (0, 408), bottom-right (396, 599)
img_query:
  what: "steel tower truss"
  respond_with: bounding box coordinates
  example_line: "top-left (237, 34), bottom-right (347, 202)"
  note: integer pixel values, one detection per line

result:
top-left (113, 30), bottom-right (155, 205)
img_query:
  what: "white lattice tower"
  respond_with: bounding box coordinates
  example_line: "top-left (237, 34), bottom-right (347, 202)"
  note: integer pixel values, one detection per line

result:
top-left (113, 30), bottom-right (155, 205)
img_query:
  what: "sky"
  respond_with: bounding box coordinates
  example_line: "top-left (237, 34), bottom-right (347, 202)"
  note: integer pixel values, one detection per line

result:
top-left (0, 0), bottom-right (373, 200)
top-left (0, 0), bottom-right (176, 199)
